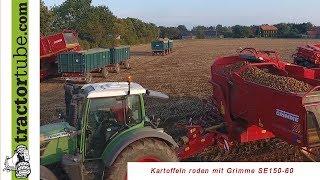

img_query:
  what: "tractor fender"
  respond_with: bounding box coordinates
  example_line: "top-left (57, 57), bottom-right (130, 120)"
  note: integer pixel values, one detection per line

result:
top-left (101, 126), bottom-right (178, 167)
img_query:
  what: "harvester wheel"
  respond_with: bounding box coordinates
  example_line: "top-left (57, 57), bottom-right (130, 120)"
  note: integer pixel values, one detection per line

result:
top-left (102, 67), bottom-right (108, 78)
top-left (85, 73), bottom-right (92, 83)
top-left (40, 165), bottom-right (57, 180)
top-left (114, 64), bottom-right (120, 73)
top-left (104, 138), bottom-right (178, 180)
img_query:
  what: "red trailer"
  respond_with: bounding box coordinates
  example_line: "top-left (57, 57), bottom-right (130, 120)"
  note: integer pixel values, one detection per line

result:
top-left (40, 30), bottom-right (81, 79)
top-left (176, 54), bottom-right (320, 161)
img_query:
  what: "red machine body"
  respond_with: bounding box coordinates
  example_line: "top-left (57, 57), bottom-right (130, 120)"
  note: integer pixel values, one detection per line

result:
top-left (177, 50), bottom-right (320, 160)
top-left (239, 47), bottom-right (320, 80)
top-left (211, 56), bottom-right (320, 149)
top-left (293, 44), bottom-right (320, 68)
top-left (40, 30), bottom-right (81, 79)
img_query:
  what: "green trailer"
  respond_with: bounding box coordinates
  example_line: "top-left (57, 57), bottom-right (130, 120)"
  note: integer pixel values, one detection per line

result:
top-left (109, 46), bottom-right (131, 72)
top-left (168, 40), bottom-right (173, 51)
top-left (151, 39), bottom-right (171, 55)
top-left (57, 48), bottom-right (111, 83)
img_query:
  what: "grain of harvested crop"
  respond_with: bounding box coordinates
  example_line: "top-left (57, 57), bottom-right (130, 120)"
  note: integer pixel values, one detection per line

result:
top-left (221, 62), bottom-right (313, 93)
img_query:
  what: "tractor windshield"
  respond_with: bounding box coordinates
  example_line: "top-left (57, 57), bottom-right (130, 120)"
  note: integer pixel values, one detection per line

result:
top-left (306, 106), bottom-right (320, 146)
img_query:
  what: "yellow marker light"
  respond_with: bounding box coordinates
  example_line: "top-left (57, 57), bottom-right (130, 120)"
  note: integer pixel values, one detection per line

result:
top-left (127, 75), bottom-right (133, 83)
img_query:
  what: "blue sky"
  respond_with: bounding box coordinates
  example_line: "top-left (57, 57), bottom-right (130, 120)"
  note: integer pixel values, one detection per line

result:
top-left (44, 0), bottom-right (320, 29)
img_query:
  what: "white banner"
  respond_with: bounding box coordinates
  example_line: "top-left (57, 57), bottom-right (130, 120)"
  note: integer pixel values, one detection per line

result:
top-left (128, 162), bottom-right (320, 180)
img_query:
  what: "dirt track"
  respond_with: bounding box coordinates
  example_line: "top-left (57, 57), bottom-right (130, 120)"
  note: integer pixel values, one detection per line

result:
top-left (41, 38), bottom-right (319, 161)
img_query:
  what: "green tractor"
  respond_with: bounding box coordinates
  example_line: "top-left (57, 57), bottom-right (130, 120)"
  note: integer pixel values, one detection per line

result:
top-left (40, 79), bottom-right (178, 180)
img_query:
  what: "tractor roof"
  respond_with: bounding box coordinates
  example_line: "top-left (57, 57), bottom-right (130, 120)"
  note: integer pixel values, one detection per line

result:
top-left (82, 82), bottom-right (146, 98)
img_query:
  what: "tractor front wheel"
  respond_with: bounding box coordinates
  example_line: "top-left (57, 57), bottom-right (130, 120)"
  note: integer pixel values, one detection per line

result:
top-left (40, 166), bottom-right (57, 180)
top-left (105, 138), bottom-right (178, 180)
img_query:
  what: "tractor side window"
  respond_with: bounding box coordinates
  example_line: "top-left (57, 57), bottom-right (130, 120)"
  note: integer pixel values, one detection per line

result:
top-left (126, 95), bottom-right (143, 126)
top-left (307, 107), bottom-right (320, 146)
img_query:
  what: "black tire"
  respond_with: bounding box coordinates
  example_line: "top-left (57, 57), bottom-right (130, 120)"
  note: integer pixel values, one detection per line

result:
top-left (85, 73), bottom-right (92, 83)
top-left (102, 67), bottom-right (108, 78)
top-left (105, 138), bottom-right (178, 180)
top-left (40, 166), bottom-right (57, 180)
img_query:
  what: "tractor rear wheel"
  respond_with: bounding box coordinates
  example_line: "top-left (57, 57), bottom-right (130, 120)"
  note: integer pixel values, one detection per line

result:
top-left (40, 166), bottom-right (57, 180)
top-left (104, 138), bottom-right (178, 180)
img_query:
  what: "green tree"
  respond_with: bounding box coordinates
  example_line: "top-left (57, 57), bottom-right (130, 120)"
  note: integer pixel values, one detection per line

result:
top-left (40, 0), bottom-right (55, 35)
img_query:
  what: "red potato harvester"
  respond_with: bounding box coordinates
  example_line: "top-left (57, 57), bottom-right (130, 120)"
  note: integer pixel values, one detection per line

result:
top-left (176, 53), bottom-right (320, 161)
top-left (40, 30), bottom-right (81, 79)
top-left (238, 47), bottom-right (320, 81)
top-left (293, 44), bottom-right (320, 68)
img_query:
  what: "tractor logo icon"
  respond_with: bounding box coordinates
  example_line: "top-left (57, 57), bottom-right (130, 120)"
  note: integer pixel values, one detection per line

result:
top-left (3, 145), bottom-right (31, 178)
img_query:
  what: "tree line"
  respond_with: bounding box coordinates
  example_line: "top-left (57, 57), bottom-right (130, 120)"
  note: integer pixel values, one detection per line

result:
top-left (159, 23), bottom-right (316, 39)
top-left (41, 0), bottom-right (159, 49)
top-left (41, 0), bottom-right (318, 50)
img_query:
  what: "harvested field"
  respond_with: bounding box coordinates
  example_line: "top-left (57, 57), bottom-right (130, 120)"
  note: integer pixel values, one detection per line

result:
top-left (41, 38), bottom-right (319, 161)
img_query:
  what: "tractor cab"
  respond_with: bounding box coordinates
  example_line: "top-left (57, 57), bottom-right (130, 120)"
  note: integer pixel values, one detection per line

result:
top-left (76, 82), bottom-right (147, 158)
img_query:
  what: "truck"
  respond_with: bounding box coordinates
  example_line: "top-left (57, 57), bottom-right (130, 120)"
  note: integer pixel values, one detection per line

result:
top-left (40, 30), bottom-right (81, 80)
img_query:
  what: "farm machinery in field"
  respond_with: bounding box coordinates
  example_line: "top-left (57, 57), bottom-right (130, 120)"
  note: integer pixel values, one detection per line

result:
top-left (293, 44), bottom-right (320, 68)
top-left (40, 78), bottom-right (179, 180)
top-left (58, 46), bottom-right (131, 83)
top-left (40, 50), bottom-right (320, 179)
top-left (41, 31), bottom-right (131, 82)
top-left (238, 47), bottom-right (320, 80)
top-left (40, 30), bottom-right (81, 80)
top-left (151, 38), bottom-right (173, 55)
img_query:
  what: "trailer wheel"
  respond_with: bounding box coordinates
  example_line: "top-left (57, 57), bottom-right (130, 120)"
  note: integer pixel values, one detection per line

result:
top-left (40, 166), bottom-right (57, 180)
top-left (123, 61), bottom-right (130, 69)
top-left (85, 73), bottom-right (92, 83)
top-left (102, 67), bottom-right (108, 78)
top-left (114, 64), bottom-right (120, 73)
top-left (104, 138), bottom-right (178, 180)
